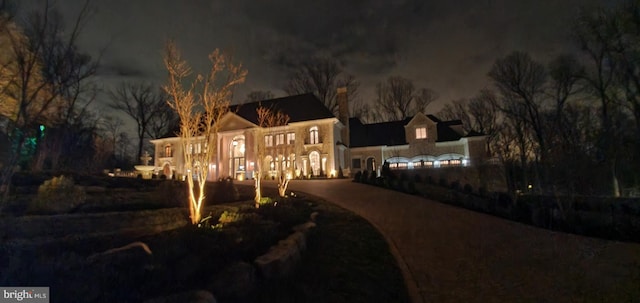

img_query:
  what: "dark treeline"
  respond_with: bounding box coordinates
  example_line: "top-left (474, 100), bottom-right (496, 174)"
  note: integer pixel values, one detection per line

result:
top-left (0, 1), bottom-right (176, 200)
top-left (440, 1), bottom-right (640, 197)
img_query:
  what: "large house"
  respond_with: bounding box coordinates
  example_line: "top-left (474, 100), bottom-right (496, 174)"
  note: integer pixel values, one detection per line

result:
top-left (149, 88), bottom-right (487, 181)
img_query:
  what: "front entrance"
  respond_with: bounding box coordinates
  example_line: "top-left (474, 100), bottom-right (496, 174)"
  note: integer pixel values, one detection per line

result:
top-left (309, 151), bottom-right (320, 176)
top-left (163, 163), bottom-right (172, 178)
top-left (229, 136), bottom-right (245, 179)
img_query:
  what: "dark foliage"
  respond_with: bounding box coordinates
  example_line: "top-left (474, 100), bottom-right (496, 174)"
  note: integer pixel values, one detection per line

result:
top-left (463, 184), bottom-right (473, 194)
top-left (353, 171), bottom-right (362, 182)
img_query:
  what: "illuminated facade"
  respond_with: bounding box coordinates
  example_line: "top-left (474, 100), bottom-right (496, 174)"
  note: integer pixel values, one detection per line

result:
top-left (150, 92), bottom-right (486, 180)
top-left (150, 93), bottom-right (347, 180)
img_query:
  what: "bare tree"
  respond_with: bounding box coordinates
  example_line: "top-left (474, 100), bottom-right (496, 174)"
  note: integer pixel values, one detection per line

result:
top-left (573, 5), bottom-right (624, 196)
top-left (373, 76), bottom-right (438, 121)
top-left (146, 97), bottom-right (178, 139)
top-left (489, 51), bottom-right (549, 190)
top-left (163, 40), bottom-right (246, 224)
top-left (374, 76), bottom-right (414, 121)
top-left (0, 0), bottom-right (95, 198)
top-left (283, 56), bottom-right (359, 115)
top-left (109, 82), bottom-right (165, 161)
top-left (414, 88), bottom-right (438, 115)
top-left (349, 96), bottom-right (374, 123)
top-left (246, 90), bottom-right (274, 102)
top-left (100, 115), bottom-right (124, 158)
top-left (439, 99), bottom-right (470, 128)
top-left (254, 106), bottom-right (290, 206)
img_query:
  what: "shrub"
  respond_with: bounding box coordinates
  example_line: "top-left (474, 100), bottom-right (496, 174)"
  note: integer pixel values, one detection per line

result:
top-left (213, 210), bottom-right (260, 229)
top-left (426, 175), bottom-right (435, 184)
top-left (407, 181), bottom-right (417, 194)
top-left (353, 171), bottom-right (362, 182)
top-left (381, 161), bottom-right (395, 180)
top-left (399, 172), bottom-right (408, 181)
top-left (384, 178), bottom-right (392, 189)
top-left (209, 177), bottom-right (240, 204)
top-left (414, 174), bottom-right (423, 183)
top-left (463, 184), bottom-right (473, 194)
top-left (439, 177), bottom-right (448, 187)
top-left (360, 170), bottom-right (369, 183)
top-left (478, 186), bottom-right (488, 197)
top-left (256, 199), bottom-right (312, 227)
top-left (31, 175), bottom-right (86, 214)
top-left (258, 196), bottom-right (274, 207)
top-left (369, 171), bottom-right (377, 184)
top-left (450, 180), bottom-right (461, 191)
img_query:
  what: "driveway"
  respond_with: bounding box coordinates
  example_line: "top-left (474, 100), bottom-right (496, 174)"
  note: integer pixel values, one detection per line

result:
top-left (257, 179), bottom-right (640, 303)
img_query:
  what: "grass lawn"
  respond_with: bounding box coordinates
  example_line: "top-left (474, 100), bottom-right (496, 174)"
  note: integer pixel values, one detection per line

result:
top-left (245, 199), bottom-right (410, 303)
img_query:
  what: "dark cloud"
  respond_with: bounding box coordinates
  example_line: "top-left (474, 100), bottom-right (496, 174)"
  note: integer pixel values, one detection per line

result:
top-left (16, 0), bottom-right (625, 111)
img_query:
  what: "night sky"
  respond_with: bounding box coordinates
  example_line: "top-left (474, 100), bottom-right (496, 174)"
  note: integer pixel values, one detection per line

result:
top-left (18, 0), bottom-right (622, 113)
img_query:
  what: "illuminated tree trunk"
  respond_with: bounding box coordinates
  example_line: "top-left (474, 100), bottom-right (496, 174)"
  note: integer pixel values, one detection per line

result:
top-left (163, 41), bottom-right (246, 224)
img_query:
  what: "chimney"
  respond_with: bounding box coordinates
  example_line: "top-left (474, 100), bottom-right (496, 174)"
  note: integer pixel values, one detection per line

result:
top-left (337, 87), bottom-right (349, 147)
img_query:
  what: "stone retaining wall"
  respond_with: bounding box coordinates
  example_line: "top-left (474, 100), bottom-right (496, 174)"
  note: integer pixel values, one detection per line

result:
top-left (254, 220), bottom-right (316, 279)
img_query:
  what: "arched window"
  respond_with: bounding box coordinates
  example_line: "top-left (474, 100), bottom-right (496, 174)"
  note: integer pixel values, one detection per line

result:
top-left (309, 126), bottom-right (319, 144)
top-left (366, 157), bottom-right (376, 172)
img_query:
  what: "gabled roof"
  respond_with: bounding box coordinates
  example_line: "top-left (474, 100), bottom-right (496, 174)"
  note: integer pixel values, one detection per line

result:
top-left (436, 122), bottom-right (463, 142)
top-left (230, 93), bottom-right (335, 125)
top-left (349, 117), bottom-right (411, 147)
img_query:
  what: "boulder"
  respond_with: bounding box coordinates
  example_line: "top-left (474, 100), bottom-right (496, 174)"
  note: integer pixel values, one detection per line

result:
top-left (293, 221), bottom-right (316, 234)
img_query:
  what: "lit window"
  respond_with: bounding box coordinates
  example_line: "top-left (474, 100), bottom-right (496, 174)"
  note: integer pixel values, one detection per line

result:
top-left (416, 127), bottom-right (427, 139)
top-left (287, 132), bottom-right (295, 145)
top-left (164, 145), bottom-right (172, 157)
top-left (276, 133), bottom-right (285, 145)
top-left (397, 162), bottom-right (408, 169)
top-left (265, 135), bottom-right (273, 147)
top-left (310, 126), bottom-right (319, 144)
top-left (450, 159), bottom-right (462, 166)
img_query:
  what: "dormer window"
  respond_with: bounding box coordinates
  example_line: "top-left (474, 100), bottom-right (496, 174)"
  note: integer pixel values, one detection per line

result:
top-left (416, 127), bottom-right (427, 139)
top-left (310, 126), bottom-right (319, 144)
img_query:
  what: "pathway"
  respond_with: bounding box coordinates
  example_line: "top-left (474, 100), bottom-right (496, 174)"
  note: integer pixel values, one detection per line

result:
top-left (258, 179), bottom-right (640, 303)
